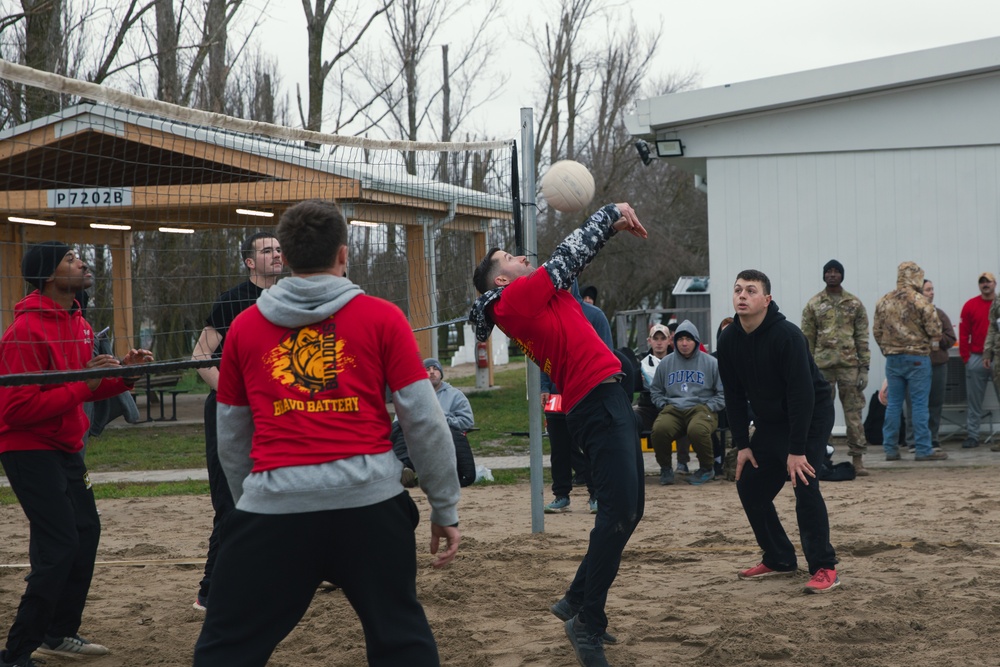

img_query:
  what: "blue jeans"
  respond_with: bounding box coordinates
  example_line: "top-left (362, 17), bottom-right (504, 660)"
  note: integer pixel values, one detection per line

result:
top-left (884, 355), bottom-right (932, 457)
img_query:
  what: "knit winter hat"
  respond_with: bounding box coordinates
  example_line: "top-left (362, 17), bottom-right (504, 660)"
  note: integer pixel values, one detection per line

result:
top-left (823, 259), bottom-right (845, 279)
top-left (22, 240), bottom-right (70, 290)
top-left (424, 358), bottom-right (444, 377)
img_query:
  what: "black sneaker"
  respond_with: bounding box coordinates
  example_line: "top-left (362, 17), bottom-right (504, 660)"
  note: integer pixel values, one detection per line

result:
top-left (550, 599), bottom-right (617, 644)
top-left (962, 438), bottom-right (979, 449)
top-left (565, 615), bottom-right (609, 667)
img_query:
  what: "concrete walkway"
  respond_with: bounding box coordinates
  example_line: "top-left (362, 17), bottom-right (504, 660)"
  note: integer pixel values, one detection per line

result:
top-left (4, 443), bottom-right (996, 488)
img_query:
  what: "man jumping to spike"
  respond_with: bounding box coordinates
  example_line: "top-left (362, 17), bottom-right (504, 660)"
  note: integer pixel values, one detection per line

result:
top-left (469, 202), bottom-right (646, 667)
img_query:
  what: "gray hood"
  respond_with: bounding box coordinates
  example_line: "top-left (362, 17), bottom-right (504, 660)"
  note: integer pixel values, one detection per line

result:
top-left (674, 319), bottom-right (701, 345)
top-left (256, 274), bottom-right (364, 328)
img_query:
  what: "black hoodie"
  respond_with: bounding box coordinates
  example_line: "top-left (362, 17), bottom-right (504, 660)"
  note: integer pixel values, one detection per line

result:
top-left (716, 301), bottom-right (831, 456)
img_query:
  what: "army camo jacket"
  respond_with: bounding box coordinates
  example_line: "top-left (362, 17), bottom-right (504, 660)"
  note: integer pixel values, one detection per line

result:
top-left (982, 298), bottom-right (1000, 368)
top-left (801, 289), bottom-right (870, 370)
top-left (873, 261), bottom-right (942, 356)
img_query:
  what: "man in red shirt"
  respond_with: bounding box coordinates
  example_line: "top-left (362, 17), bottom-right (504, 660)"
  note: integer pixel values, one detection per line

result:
top-left (194, 200), bottom-right (460, 666)
top-left (959, 272), bottom-right (999, 448)
top-left (470, 202), bottom-right (647, 667)
top-left (0, 241), bottom-right (153, 666)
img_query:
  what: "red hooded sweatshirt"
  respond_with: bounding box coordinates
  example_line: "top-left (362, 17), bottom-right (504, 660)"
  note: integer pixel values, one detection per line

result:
top-left (0, 291), bottom-right (130, 454)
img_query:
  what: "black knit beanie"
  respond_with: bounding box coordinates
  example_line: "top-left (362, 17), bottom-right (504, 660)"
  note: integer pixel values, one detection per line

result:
top-left (823, 259), bottom-right (845, 279)
top-left (22, 241), bottom-right (70, 290)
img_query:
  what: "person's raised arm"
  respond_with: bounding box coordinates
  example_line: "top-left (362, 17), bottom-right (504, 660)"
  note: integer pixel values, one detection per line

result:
top-left (543, 203), bottom-right (646, 291)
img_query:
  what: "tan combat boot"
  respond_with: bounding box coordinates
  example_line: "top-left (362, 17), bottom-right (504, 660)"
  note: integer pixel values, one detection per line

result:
top-left (852, 455), bottom-right (869, 477)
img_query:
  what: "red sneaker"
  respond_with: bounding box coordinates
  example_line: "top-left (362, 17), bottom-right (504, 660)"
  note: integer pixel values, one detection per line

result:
top-left (738, 562), bottom-right (795, 580)
top-left (804, 568), bottom-right (840, 593)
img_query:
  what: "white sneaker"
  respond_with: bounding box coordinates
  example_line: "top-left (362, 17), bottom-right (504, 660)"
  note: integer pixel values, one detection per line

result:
top-left (36, 634), bottom-right (110, 657)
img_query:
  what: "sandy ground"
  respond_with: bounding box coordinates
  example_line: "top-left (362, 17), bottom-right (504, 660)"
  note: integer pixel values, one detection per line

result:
top-left (2, 464), bottom-right (1000, 666)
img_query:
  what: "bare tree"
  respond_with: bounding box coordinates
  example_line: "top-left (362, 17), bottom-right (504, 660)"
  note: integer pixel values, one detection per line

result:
top-left (527, 2), bottom-right (708, 321)
top-left (350, 0), bottom-right (506, 164)
top-left (88, 0), bottom-right (158, 84)
top-left (297, 0), bottom-right (391, 133)
top-left (525, 0), bottom-right (596, 172)
top-left (151, 0), bottom-right (180, 101)
top-left (228, 51), bottom-right (289, 124)
top-left (19, 0), bottom-right (64, 118)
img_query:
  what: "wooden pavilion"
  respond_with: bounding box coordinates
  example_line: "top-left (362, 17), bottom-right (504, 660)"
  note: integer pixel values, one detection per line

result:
top-left (0, 104), bottom-right (512, 358)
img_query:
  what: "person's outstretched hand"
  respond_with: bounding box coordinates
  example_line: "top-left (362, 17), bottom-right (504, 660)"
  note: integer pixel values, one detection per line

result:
top-left (613, 203), bottom-right (648, 239)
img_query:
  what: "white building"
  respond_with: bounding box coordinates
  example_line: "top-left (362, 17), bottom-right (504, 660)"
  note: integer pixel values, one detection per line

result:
top-left (626, 37), bottom-right (1000, 438)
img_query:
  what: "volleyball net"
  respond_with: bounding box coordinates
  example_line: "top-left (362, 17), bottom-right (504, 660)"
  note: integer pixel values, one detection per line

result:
top-left (0, 60), bottom-right (518, 386)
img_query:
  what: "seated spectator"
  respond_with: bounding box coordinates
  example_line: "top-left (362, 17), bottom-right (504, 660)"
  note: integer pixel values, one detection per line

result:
top-left (391, 358), bottom-right (476, 487)
top-left (649, 320), bottom-right (725, 485)
top-left (633, 323), bottom-right (673, 434)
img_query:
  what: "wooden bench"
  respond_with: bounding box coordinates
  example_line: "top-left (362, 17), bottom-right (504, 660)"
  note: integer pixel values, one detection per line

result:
top-left (134, 374), bottom-right (188, 422)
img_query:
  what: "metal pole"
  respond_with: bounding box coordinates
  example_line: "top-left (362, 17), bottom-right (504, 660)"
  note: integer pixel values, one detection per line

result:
top-left (520, 108), bottom-right (544, 533)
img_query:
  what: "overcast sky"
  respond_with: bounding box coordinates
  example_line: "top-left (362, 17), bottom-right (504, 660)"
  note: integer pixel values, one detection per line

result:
top-left (255, 0), bottom-right (1000, 138)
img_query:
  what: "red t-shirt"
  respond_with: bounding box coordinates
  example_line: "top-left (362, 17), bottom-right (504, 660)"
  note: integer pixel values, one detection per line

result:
top-left (491, 269), bottom-right (620, 411)
top-left (216, 295), bottom-right (428, 473)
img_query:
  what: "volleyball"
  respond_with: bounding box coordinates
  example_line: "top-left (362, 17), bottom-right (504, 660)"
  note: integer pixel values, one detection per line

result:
top-left (540, 160), bottom-right (595, 213)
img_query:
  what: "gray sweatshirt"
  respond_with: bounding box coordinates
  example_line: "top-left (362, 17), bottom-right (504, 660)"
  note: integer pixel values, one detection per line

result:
top-left (434, 381), bottom-right (474, 432)
top-left (216, 274), bottom-right (460, 527)
top-left (649, 320), bottom-right (725, 413)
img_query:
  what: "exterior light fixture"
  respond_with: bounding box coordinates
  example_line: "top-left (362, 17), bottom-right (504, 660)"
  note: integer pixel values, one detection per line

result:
top-left (159, 227), bottom-right (195, 234)
top-left (90, 223), bottom-right (132, 230)
top-left (9, 216), bottom-right (56, 226)
top-left (236, 208), bottom-right (274, 218)
top-left (655, 139), bottom-right (684, 157)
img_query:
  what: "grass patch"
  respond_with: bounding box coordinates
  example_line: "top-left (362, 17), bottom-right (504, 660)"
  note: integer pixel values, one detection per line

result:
top-left (0, 480), bottom-right (210, 505)
top-left (475, 467), bottom-right (547, 485)
top-left (83, 424), bottom-right (206, 471)
top-left (175, 368), bottom-right (209, 393)
top-left (451, 366), bottom-right (541, 457)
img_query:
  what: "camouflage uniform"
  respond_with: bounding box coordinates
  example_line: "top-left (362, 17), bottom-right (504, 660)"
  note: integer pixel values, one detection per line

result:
top-left (801, 289), bottom-right (871, 456)
top-left (873, 263), bottom-right (941, 357)
top-left (983, 298), bottom-right (1000, 386)
top-left (873, 262), bottom-right (943, 458)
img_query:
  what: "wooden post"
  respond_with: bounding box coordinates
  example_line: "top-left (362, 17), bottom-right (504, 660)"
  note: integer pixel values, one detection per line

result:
top-left (109, 231), bottom-right (135, 356)
top-left (406, 224), bottom-right (432, 358)
top-left (0, 225), bottom-right (22, 331)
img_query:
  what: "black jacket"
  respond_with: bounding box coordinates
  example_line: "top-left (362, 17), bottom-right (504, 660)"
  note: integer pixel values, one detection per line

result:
top-left (717, 301), bottom-right (831, 455)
